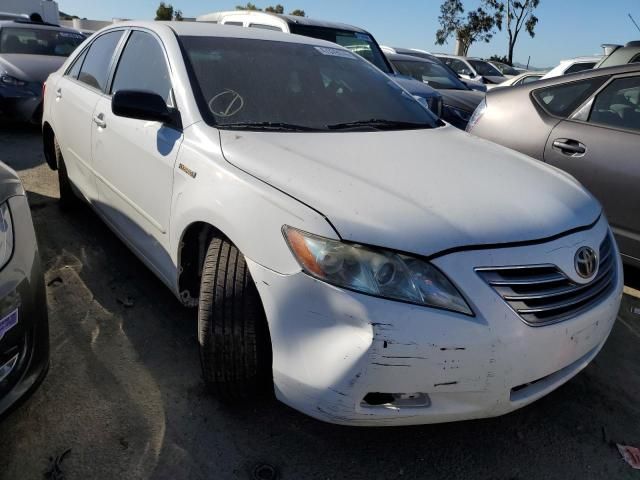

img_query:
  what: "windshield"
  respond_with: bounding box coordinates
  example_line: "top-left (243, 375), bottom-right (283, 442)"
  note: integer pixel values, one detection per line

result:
top-left (492, 62), bottom-right (519, 75)
top-left (181, 37), bottom-right (440, 131)
top-left (288, 24), bottom-right (392, 74)
top-left (391, 59), bottom-right (468, 90)
top-left (468, 59), bottom-right (503, 77)
top-left (0, 27), bottom-right (84, 56)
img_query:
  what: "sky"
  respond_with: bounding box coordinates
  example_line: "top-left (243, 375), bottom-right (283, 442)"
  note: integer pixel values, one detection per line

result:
top-left (55, 0), bottom-right (640, 68)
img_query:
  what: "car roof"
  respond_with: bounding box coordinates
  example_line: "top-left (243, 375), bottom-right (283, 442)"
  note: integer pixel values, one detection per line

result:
top-left (492, 62), bottom-right (640, 95)
top-left (386, 52), bottom-right (439, 65)
top-left (0, 19), bottom-right (80, 33)
top-left (107, 21), bottom-right (353, 48)
top-left (197, 10), bottom-right (369, 34)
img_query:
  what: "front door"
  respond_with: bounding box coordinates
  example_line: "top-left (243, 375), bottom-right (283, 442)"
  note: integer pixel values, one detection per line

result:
top-left (91, 30), bottom-right (182, 278)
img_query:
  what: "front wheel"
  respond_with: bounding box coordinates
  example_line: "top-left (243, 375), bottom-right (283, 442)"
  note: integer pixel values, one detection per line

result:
top-left (198, 236), bottom-right (273, 402)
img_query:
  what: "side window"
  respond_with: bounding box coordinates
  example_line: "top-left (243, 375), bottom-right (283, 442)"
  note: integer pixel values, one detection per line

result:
top-left (66, 48), bottom-right (87, 79)
top-left (589, 76), bottom-right (640, 131)
top-left (533, 77), bottom-right (606, 117)
top-left (223, 22), bottom-right (243, 26)
top-left (448, 59), bottom-right (471, 76)
top-left (111, 31), bottom-right (171, 103)
top-left (520, 75), bottom-right (541, 85)
top-left (564, 62), bottom-right (595, 75)
top-left (630, 53), bottom-right (640, 64)
top-left (77, 31), bottom-right (123, 91)
top-left (249, 23), bottom-right (282, 31)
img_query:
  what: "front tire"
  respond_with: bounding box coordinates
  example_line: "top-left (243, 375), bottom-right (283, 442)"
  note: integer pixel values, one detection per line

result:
top-left (198, 236), bottom-right (272, 402)
top-left (54, 139), bottom-right (80, 210)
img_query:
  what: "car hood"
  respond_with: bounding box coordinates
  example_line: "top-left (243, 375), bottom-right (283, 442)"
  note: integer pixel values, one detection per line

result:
top-left (0, 54), bottom-right (66, 83)
top-left (219, 127), bottom-right (600, 257)
top-left (439, 88), bottom-right (484, 112)
top-left (390, 74), bottom-right (441, 100)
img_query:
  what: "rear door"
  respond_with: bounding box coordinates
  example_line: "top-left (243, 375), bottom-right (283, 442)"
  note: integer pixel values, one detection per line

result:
top-left (50, 30), bottom-right (124, 202)
top-left (91, 29), bottom-right (181, 278)
top-left (544, 74), bottom-right (640, 263)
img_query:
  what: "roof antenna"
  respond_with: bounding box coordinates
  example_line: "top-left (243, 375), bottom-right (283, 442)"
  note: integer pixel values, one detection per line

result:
top-left (629, 13), bottom-right (640, 34)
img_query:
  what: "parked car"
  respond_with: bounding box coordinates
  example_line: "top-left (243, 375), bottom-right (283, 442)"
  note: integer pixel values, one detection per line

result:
top-left (197, 11), bottom-right (443, 116)
top-left (596, 41), bottom-right (640, 68)
top-left (0, 161), bottom-right (48, 417)
top-left (435, 54), bottom-right (507, 85)
top-left (541, 56), bottom-right (601, 79)
top-left (487, 71), bottom-right (547, 90)
top-left (0, 19), bottom-right (85, 123)
top-left (382, 46), bottom-right (487, 92)
top-left (467, 63), bottom-right (640, 267)
top-left (487, 60), bottom-right (520, 78)
top-left (43, 21), bottom-right (622, 426)
top-left (387, 52), bottom-right (484, 129)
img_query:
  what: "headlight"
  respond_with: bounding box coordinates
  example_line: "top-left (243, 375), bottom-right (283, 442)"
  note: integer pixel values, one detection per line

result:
top-left (0, 74), bottom-right (27, 87)
top-left (0, 202), bottom-right (14, 271)
top-left (443, 104), bottom-right (472, 123)
top-left (283, 226), bottom-right (472, 315)
top-left (465, 98), bottom-right (486, 132)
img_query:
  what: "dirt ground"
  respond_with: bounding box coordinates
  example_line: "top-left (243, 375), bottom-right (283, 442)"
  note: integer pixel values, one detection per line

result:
top-left (0, 125), bottom-right (639, 480)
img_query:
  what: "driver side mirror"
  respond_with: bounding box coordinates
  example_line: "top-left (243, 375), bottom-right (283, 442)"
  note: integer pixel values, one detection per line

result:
top-left (112, 90), bottom-right (181, 128)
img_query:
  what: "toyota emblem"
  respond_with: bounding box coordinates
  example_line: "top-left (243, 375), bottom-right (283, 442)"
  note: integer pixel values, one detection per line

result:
top-left (574, 246), bottom-right (597, 279)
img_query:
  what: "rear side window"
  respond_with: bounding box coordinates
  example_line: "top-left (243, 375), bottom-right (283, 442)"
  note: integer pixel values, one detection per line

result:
top-left (630, 53), bottom-right (640, 64)
top-left (111, 31), bottom-right (172, 102)
top-left (446, 58), bottom-right (472, 76)
top-left (564, 62), bottom-right (596, 75)
top-left (589, 76), bottom-right (640, 131)
top-left (66, 48), bottom-right (87, 79)
top-left (249, 24), bottom-right (282, 31)
top-left (77, 31), bottom-right (123, 91)
top-left (533, 78), bottom-right (606, 117)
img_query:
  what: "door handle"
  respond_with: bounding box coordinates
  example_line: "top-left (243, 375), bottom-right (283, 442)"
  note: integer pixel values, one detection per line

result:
top-left (92, 114), bottom-right (106, 129)
top-left (552, 138), bottom-right (586, 156)
top-left (55, 88), bottom-right (62, 99)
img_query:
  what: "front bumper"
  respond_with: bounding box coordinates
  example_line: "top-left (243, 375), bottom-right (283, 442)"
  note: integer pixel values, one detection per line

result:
top-left (0, 85), bottom-right (42, 124)
top-left (249, 217), bottom-right (623, 426)
top-left (0, 195), bottom-right (49, 418)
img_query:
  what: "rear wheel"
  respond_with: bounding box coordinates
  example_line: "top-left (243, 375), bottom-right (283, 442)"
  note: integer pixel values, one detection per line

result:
top-left (198, 236), bottom-right (272, 401)
top-left (54, 139), bottom-right (80, 210)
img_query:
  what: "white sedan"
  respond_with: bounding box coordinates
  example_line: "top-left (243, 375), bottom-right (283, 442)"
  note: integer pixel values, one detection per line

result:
top-left (42, 22), bottom-right (623, 426)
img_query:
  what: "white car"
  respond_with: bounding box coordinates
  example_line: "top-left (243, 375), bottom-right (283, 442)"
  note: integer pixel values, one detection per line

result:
top-left (541, 56), bottom-right (602, 79)
top-left (42, 22), bottom-right (623, 426)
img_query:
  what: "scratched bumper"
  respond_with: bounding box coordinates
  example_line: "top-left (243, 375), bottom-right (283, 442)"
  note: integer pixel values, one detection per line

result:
top-left (248, 217), bottom-right (623, 426)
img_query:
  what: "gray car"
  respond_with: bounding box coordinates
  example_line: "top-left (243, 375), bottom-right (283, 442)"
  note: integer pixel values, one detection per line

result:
top-left (0, 19), bottom-right (85, 123)
top-left (467, 63), bottom-right (640, 267)
top-left (387, 53), bottom-right (484, 129)
top-left (0, 160), bottom-right (48, 417)
top-left (596, 41), bottom-right (640, 69)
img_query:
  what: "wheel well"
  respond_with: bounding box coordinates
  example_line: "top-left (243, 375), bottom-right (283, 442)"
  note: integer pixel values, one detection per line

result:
top-left (42, 122), bottom-right (57, 170)
top-left (177, 222), bottom-right (219, 307)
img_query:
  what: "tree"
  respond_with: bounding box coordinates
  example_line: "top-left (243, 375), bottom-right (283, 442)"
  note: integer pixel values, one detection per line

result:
top-left (289, 9), bottom-right (305, 16)
top-left (265, 4), bottom-right (284, 13)
top-left (174, 9), bottom-right (184, 21)
top-left (435, 0), bottom-right (503, 56)
top-left (502, 0), bottom-right (540, 64)
top-left (236, 2), bottom-right (261, 10)
top-left (488, 54), bottom-right (510, 64)
top-left (155, 2), bottom-right (174, 20)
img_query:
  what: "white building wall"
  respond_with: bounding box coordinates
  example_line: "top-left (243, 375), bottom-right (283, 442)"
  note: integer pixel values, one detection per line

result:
top-left (1, 0), bottom-right (59, 24)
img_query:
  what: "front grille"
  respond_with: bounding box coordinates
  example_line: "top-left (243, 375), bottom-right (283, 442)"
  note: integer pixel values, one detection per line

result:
top-left (476, 234), bottom-right (616, 326)
top-left (427, 97), bottom-right (443, 118)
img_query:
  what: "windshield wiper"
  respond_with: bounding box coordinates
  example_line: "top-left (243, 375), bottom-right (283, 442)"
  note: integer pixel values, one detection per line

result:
top-left (326, 119), bottom-right (431, 131)
top-left (218, 122), bottom-right (319, 132)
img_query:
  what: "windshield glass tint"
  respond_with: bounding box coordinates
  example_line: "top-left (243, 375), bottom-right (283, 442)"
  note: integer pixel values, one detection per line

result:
top-left (468, 60), bottom-right (502, 77)
top-left (0, 27), bottom-right (84, 56)
top-left (392, 59), bottom-right (467, 90)
top-left (182, 37), bottom-right (439, 131)
top-left (288, 25), bottom-right (391, 73)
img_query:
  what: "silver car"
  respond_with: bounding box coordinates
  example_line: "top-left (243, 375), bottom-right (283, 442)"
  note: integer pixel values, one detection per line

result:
top-left (467, 63), bottom-right (640, 267)
top-left (0, 19), bottom-right (85, 123)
